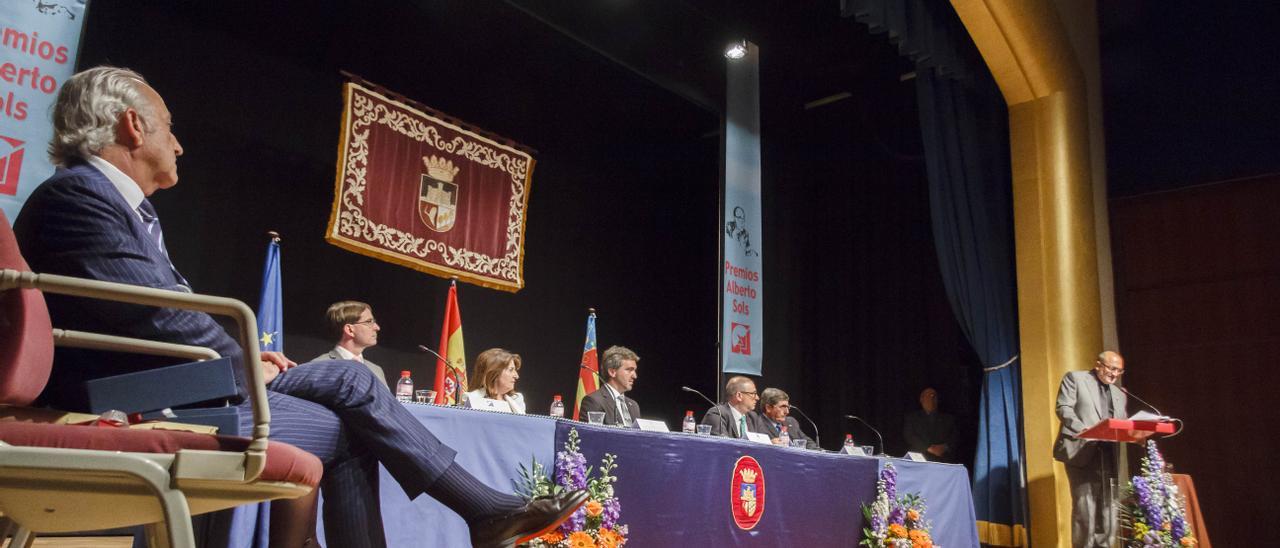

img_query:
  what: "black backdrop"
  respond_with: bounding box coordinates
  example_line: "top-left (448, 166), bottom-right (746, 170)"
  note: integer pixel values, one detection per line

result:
top-left (72, 0), bottom-right (981, 460)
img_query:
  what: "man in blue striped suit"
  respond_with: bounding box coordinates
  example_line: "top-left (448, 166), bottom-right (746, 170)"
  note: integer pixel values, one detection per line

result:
top-left (14, 66), bottom-right (585, 548)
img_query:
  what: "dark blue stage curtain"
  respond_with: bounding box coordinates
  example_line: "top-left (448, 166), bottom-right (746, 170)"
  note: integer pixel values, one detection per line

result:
top-left (843, 0), bottom-right (1028, 544)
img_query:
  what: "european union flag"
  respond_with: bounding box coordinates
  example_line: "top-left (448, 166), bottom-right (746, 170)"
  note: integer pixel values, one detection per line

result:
top-left (257, 237), bottom-right (283, 352)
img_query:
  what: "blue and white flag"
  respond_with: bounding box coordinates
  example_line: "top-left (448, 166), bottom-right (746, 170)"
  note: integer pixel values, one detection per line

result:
top-left (256, 237), bottom-right (283, 352)
top-left (0, 0), bottom-right (88, 223)
top-left (721, 42), bottom-right (763, 376)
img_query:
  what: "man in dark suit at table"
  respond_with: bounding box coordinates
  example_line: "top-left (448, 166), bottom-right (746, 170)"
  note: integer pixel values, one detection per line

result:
top-left (13, 66), bottom-right (585, 548)
top-left (756, 388), bottom-right (818, 448)
top-left (1054, 350), bottom-right (1129, 548)
top-left (903, 387), bottom-right (956, 462)
top-left (579, 345), bottom-right (641, 427)
top-left (700, 375), bottom-right (766, 439)
top-left (311, 300), bottom-right (389, 389)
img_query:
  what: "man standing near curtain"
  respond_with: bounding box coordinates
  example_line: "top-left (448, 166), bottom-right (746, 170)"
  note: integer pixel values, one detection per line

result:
top-left (903, 387), bottom-right (956, 462)
top-left (1054, 351), bottom-right (1128, 548)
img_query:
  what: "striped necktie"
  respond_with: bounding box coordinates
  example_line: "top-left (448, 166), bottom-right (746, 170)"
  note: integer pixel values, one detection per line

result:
top-left (137, 199), bottom-right (191, 290)
top-left (616, 396), bottom-right (632, 426)
top-left (738, 415), bottom-right (748, 439)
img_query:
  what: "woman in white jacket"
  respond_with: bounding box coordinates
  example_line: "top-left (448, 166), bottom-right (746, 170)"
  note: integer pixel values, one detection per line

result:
top-left (465, 348), bottom-right (526, 414)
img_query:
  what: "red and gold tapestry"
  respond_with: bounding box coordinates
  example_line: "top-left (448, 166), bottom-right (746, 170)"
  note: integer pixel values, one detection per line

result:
top-left (326, 81), bottom-right (533, 292)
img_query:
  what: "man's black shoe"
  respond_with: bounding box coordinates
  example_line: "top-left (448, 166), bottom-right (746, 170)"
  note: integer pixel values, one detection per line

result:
top-left (469, 489), bottom-right (590, 548)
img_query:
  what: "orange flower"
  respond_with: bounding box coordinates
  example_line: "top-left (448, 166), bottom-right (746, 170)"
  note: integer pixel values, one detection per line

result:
top-left (888, 523), bottom-right (909, 538)
top-left (1180, 538), bottom-right (1197, 546)
top-left (567, 531), bottom-right (597, 548)
top-left (586, 500), bottom-right (605, 517)
top-left (597, 528), bottom-right (624, 548)
top-left (539, 530), bottom-right (565, 543)
top-left (906, 509), bottom-right (920, 522)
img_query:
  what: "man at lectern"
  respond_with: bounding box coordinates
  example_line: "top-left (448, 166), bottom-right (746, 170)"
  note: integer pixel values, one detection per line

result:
top-left (1053, 350), bottom-right (1129, 548)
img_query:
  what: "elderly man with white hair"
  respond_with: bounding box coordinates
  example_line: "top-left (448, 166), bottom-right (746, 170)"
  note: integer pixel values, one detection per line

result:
top-left (14, 66), bottom-right (586, 548)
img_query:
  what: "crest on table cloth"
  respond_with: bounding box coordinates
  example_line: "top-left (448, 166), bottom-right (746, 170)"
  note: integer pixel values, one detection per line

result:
top-left (730, 456), bottom-right (765, 530)
top-left (419, 155), bottom-right (460, 232)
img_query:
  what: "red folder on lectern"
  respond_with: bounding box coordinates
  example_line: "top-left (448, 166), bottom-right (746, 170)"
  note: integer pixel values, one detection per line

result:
top-left (1078, 418), bottom-right (1176, 443)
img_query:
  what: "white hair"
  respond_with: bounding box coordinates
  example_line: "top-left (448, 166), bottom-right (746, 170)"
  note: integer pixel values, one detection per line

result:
top-left (49, 66), bottom-right (156, 165)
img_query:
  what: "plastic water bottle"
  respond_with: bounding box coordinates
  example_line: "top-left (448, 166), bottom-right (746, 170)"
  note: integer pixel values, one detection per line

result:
top-left (396, 370), bottom-right (414, 403)
top-left (844, 433), bottom-right (857, 452)
top-left (549, 394), bottom-right (565, 418)
top-left (778, 424), bottom-right (792, 446)
top-left (682, 410), bottom-right (696, 433)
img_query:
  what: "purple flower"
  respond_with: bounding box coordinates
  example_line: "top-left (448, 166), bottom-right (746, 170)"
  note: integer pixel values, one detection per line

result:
top-left (888, 506), bottom-right (905, 526)
top-left (554, 450), bottom-right (588, 490)
top-left (1171, 513), bottom-right (1188, 540)
top-left (601, 497), bottom-right (621, 530)
top-left (881, 464), bottom-right (898, 502)
top-left (871, 513), bottom-right (886, 532)
top-left (559, 505), bottom-right (586, 535)
top-left (1133, 476), bottom-right (1164, 527)
top-left (1145, 441), bottom-right (1165, 474)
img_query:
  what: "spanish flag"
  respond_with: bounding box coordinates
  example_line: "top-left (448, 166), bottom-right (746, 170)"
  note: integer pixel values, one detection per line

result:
top-left (432, 280), bottom-right (467, 404)
top-left (573, 311), bottom-right (600, 420)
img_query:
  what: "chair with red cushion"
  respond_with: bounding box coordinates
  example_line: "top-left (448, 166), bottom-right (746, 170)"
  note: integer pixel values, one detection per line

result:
top-left (0, 210), bottom-right (321, 548)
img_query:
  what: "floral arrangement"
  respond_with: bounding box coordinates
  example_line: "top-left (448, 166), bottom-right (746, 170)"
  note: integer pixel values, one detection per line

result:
top-left (861, 462), bottom-right (936, 548)
top-left (516, 428), bottom-right (627, 548)
top-left (1120, 441), bottom-right (1195, 547)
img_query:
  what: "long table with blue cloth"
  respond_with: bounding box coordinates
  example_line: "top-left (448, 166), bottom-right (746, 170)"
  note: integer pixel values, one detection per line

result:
top-left (313, 403), bottom-right (979, 546)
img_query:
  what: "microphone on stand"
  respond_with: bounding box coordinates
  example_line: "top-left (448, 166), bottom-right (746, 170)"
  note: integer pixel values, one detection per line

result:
top-left (418, 345), bottom-right (464, 407)
top-left (844, 415), bottom-right (885, 456)
top-left (682, 386), bottom-right (719, 409)
top-left (788, 404), bottom-right (821, 447)
top-left (1116, 383), bottom-right (1165, 419)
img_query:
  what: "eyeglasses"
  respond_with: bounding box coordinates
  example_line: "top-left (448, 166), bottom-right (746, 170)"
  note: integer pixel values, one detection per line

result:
top-left (740, 391), bottom-right (758, 398)
top-left (351, 318), bottom-right (379, 326)
top-left (1099, 364), bottom-right (1124, 375)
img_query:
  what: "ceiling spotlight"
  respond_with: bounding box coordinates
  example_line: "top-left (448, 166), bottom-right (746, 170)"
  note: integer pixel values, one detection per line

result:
top-left (724, 40), bottom-right (748, 60)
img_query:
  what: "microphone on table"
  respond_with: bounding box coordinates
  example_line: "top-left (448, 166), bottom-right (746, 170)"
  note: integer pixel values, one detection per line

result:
top-left (788, 403), bottom-right (821, 447)
top-left (417, 345), bottom-right (464, 407)
top-left (844, 415), bottom-right (885, 455)
top-left (682, 386), bottom-right (719, 409)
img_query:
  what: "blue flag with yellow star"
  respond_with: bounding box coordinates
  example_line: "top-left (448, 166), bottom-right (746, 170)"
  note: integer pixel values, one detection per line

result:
top-left (257, 238), bottom-right (283, 352)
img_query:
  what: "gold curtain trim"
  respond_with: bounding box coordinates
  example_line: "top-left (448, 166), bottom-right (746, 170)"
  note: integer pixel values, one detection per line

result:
top-left (976, 520), bottom-right (1028, 547)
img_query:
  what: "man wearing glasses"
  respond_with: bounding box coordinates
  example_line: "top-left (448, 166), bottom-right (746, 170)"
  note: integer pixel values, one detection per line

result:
top-left (1054, 350), bottom-right (1129, 548)
top-left (311, 301), bottom-right (389, 389)
top-left (701, 375), bottom-right (764, 438)
top-left (757, 388), bottom-right (819, 449)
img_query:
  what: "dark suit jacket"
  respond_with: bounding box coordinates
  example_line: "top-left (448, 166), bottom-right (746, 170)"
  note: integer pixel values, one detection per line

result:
top-left (14, 162), bottom-right (245, 408)
top-left (757, 414), bottom-right (819, 449)
top-left (1054, 370), bottom-right (1128, 468)
top-left (579, 386), bottom-right (640, 428)
top-left (700, 402), bottom-right (766, 438)
top-left (903, 410), bottom-right (957, 462)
